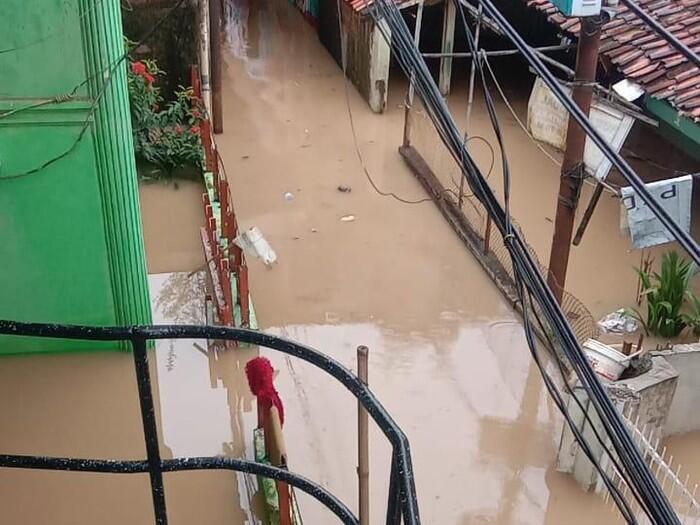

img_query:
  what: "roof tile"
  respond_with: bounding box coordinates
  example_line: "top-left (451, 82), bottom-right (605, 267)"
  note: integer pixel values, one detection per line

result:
top-left (524, 0), bottom-right (700, 122)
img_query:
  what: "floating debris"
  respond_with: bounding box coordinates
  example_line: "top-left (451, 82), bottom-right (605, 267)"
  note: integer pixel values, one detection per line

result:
top-left (340, 215), bottom-right (355, 222)
top-left (234, 227), bottom-right (277, 266)
top-left (337, 185), bottom-right (352, 193)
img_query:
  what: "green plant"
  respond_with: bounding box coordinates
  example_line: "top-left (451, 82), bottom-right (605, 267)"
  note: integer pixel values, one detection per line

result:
top-left (126, 50), bottom-right (203, 176)
top-left (632, 251), bottom-right (698, 338)
top-left (682, 291), bottom-right (700, 337)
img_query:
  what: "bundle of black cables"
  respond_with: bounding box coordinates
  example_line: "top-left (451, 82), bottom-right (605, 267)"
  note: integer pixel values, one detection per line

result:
top-left (367, 0), bottom-right (692, 523)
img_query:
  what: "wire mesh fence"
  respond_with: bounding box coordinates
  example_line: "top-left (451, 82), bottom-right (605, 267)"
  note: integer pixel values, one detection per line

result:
top-left (407, 101), bottom-right (598, 344)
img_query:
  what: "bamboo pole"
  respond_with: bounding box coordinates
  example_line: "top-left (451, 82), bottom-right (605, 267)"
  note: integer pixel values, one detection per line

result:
top-left (357, 346), bottom-right (369, 525)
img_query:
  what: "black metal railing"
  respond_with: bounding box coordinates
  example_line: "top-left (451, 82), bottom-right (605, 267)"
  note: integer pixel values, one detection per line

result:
top-left (0, 321), bottom-right (421, 525)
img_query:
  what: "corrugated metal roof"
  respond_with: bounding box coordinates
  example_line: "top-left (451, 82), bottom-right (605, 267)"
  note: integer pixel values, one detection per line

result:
top-left (526, 0), bottom-right (700, 122)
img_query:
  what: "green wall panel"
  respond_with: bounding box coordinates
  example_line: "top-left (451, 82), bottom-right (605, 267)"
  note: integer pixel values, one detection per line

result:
top-left (0, 0), bottom-right (151, 353)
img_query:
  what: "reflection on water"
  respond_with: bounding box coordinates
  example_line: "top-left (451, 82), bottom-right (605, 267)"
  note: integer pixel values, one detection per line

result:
top-left (150, 272), bottom-right (264, 524)
top-left (262, 320), bottom-right (616, 524)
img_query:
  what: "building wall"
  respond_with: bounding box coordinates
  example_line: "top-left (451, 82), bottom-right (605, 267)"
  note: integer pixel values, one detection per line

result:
top-left (557, 357), bottom-right (679, 491)
top-left (653, 344), bottom-right (700, 435)
top-left (0, 0), bottom-right (152, 353)
top-left (317, 0), bottom-right (389, 113)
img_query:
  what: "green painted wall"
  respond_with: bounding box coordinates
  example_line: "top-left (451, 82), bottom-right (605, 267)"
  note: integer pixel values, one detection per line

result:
top-left (644, 96), bottom-right (700, 163)
top-left (0, 0), bottom-right (151, 353)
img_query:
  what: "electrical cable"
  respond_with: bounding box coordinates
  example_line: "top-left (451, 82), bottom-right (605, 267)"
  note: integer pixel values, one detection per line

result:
top-left (477, 0), bottom-right (700, 266)
top-left (0, 0), bottom-right (190, 182)
top-left (619, 0), bottom-right (700, 70)
top-left (480, 52), bottom-right (621, 196)
top-left (451, 1), bottom-right (642, 517)
top-left (480, 53), bottom-right (560, 167)
top-left (336, 0), bottom-right (432, 205)
top-left (367, 1), bottom-right (683, 522)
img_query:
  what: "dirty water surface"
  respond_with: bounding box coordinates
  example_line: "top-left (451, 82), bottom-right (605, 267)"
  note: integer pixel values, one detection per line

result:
top-left (1, 0), bottom-right (695, 525)
top-left (215, 0), bottom-right (621, 523)
top-left (140, 179), bottom-right (206, 274)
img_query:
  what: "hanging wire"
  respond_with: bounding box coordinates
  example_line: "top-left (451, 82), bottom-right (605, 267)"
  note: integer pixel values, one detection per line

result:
top-left (368, 0), bottom-right (685, 521)
top-left (450, 1), bottom-right (642, 518)
top-left (335, 0), bottom-right (432, 205)
top-left (0, 0), bottom-right (190, 182)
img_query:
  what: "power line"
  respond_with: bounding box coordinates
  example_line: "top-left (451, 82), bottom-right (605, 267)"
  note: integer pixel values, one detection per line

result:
top-left (336, 0), bottom-right (432, 205)
top-left (478, 0), bottom-right (700, 267)
top-left (368, 0), bottom-right (682, 521)
top-left (480, 53), bottom-right (620, 196)
top-left (450, 1), bottom-right (642, 518)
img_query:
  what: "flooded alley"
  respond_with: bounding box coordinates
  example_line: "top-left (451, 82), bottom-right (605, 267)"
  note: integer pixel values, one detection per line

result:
top-left (1, 0), bottom-right (698, 523)
top-left (214, 0), bottom-right (621, 522)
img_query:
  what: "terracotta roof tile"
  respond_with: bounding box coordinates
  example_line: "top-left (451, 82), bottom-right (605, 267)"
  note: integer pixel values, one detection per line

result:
top-left (622, 56), bottom-right (653, 74)
top-left (525, 0), bottom-right (700, 122)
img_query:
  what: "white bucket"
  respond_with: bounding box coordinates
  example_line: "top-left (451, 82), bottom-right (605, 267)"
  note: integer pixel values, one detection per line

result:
top-left (582, 339), bottom-right (631, 381)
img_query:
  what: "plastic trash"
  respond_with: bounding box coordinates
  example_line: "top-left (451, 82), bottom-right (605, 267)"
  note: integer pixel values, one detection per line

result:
top-left (340, 214), bottom-right (355, 222)
top-left (234, 227), bottom-right (277, 266)
top-left (597, 309), bottom-right (639, 334)
top-left (284, 192), bottom-right (294, 201)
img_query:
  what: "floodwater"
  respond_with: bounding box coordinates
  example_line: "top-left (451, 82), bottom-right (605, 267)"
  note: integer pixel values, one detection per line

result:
top-left (1, 1), bottom-right (697, 525)
top-left (140, 179), bottom-right (206, 274)
top-left (215, 0), bottom-right (623, 522)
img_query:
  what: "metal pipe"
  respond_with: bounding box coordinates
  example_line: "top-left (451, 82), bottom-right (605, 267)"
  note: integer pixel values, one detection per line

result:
top-left (199, 0), bottom-right (212, 114)
top-left (572, 181), bottom-right (605, 246)
top-left (357, 346), bottom-right (370, 525)
top-left (547, 16), bottom-right (603, 303)
top-left (402, 0), bottom-right (425, 147)
top-left (132, 337), bottom-right (168, 525)
top-left (458, 2), bottom-right (482, 208)
top-left (423, 43), bottom-right (574, 58)
top-left (209, 0), bottom-right (223, 133)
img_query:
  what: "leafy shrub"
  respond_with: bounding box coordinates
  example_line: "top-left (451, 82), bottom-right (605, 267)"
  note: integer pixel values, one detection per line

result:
top-left (682, 292), bottom-right (700, 337)
top-left (127, 53), bottom-right (204, 176)
top-left (632, 251), bottom-right (698, 338)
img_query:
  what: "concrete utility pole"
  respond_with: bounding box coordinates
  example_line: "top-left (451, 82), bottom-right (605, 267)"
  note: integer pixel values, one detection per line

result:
top-left (210, 0), bottom-right (224, 133)
top-left (546, 16), bottom-right (602, 303)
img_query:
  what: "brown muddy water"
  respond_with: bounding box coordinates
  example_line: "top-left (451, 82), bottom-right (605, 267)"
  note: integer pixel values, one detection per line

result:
top-left (140, 179), bottom-right (206, 274)
top-left (1, 0), bottom-right (697, 525)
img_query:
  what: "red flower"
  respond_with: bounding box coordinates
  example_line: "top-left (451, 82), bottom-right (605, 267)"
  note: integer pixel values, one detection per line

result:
top-left (190, 125), bottom-right (200, 134)
top-left (131, 61), bottom-right (155, 85)
top-left (131, 61), bottom-right (147, 75)
top-left (192, 109), bottom-right (201, 119)
top-left (175, 125), bottom-right (184, 134)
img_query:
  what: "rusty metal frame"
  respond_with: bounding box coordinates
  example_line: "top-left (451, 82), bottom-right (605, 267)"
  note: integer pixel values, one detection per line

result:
top-left (0, 321), bottom-right (421, 525)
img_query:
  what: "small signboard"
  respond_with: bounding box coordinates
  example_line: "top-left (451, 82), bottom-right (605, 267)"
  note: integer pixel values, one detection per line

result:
top-left (527, 77), bottom-right (635, 182)
top-left (620, 175), bottom-right (693, 249)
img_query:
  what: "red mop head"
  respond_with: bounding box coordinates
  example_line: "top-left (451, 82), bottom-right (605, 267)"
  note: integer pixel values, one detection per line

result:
top-left (245, 357), bottom-right (285, 425)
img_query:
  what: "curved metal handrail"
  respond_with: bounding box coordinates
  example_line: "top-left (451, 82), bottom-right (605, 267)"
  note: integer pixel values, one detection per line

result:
top-left (0, 321), bottom-right (421, 525)
top-left (0, 454), bottom-right (358, 524)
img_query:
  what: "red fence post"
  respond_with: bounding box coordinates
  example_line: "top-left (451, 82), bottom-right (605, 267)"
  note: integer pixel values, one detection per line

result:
top-left (239, 260), bottom-right (250, 327)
